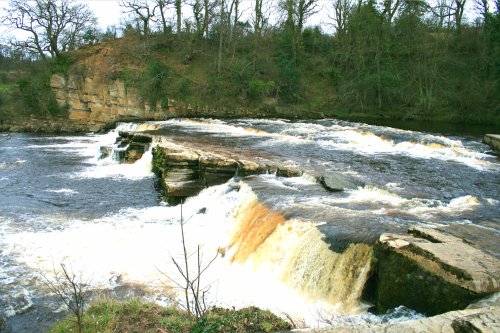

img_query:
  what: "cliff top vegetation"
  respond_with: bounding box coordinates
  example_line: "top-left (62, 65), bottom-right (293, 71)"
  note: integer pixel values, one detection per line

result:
top-left (1, 0), bottom-right (499, 125)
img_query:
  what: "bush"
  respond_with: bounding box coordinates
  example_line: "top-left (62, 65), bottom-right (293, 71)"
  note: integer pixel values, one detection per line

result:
top-left (176, 77), bottom-right (191, 97)
top-left (0, 72), bottom-right (8, 84)
top-left (17, 66), bottom-right (66, 117)
top-left (247, 80), bottom-right (276, 101)
top-left (143, 58), bottom-right (170, 111)
top-left (50, 301), bottom-right (292, 333)
top-left (191, 307), bottom-right (292, 333)
top-left (204, 76), bottom-right (223, 99)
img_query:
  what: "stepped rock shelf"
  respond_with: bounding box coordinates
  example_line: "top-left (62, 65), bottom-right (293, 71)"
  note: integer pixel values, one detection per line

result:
top-left (113, 128), bottom-right (359, 203)
top-left (152, 138), bottom-right (302, 203)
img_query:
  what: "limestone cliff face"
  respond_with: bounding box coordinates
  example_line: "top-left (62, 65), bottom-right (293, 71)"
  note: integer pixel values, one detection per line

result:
top-left (50, 73), bottom-right (168, 125)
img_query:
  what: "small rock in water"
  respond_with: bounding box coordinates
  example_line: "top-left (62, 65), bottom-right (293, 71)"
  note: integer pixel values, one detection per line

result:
top-left (320, 174), bottom-right (358, 192)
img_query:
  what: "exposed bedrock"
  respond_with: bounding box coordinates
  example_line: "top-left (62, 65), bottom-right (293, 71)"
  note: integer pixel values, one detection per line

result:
top-left (320, 173), bottom-right (360, 192)
top-left (370, 227), bottom-right (500, 316)
top-left (483, 134), bottom-right (500, 152)
top-left (294, 305), bottom-right (500, 333)
top-left (150, 137), bottom-right (302, 203)
top-left (101, 131), bottom-right (153, 163)
top-left (114, 131), bottom-right (500, 322)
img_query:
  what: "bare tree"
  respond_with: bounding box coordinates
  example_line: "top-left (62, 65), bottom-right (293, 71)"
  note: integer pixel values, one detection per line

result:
top-left (191, 0), bottom-right (204, 38)
top-left (159, 203), bottom-right (218, 318)
top-left (280, 0), bottom-right (318, 60)
top-left (1, 0), bottom-right (96, 59)
top-left (454, 0), bottom-right (466, 32)
top-left (121, 0), bottom-right (158, 36)
top-left (176, 0), bottom-right (183, 36)
top-left (202, 0), bottom-right (215, 38)
top-left (254, 0), bottom-right (265, 37)
top-left (156, 0), bottom-right (173, 34)
top-left (431, 0), bottom-right (454, 28)
top-left (382, 0), bottom-right (402, 25)
top-left (431, 0), bottom-right (467, 32)
top-left (41, 263), bottom-right (91, 333)
top-left (224, 0), bottom-right (243, 44)
top-left (329, 0), bottom-right (354, 35)
top-left (217, 0), bottom-right (226, 74)
top-left (473, 0), bottom-right (490, 26)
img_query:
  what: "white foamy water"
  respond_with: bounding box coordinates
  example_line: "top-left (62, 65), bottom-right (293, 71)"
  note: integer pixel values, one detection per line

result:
top-left (1, 181), bottom-right (370, 326)
top-left (74, 148), bottom-right (154, 180)
top-left (312, 130), bottom-right (494, 170)
top-left (44, 189), bottom-right (78, 195)
top-left (1, 119), bottom-right (497, 331)
top-left (319, 187), bottom-right (481, 220)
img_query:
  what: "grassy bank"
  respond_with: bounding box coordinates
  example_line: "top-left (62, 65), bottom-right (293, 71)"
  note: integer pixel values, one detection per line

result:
top-left (50, 299), bottom-right (292, 333)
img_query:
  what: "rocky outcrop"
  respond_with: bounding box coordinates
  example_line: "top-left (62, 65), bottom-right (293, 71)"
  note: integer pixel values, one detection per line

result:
top-left (114, 132), bottom-right (153, 163)
top-left (150, 137), bottom-right (302, 204)
top-left (0, 115), bottom-right (109, 133)
top-left (371, 227), bottom-right (500, 316)
top-left (50, 74), bottom-right (167, 126)
top-left (484, 134), bottom-right (500, 152)
top-left (293, 305), bottom-right (500, 333)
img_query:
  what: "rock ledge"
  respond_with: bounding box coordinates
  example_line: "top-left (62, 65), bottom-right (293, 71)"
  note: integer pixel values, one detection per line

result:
top-left (372, 227), bottom-right (500, 315)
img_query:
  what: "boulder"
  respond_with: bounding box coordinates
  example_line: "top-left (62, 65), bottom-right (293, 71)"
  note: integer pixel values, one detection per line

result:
top-left (371, 227), bottom-right (500, 316)
top-left (319, 174), bottom-right (358, 192)
top-left (276, 167), bottom-right (303, 177)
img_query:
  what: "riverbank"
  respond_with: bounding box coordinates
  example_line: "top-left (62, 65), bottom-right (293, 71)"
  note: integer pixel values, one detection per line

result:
top-left (48, 300), bottom-right (291, 333)
top-left (47, 299), bottom-right (500, 333)
top-left (2, 114), bottom-right (500, 141)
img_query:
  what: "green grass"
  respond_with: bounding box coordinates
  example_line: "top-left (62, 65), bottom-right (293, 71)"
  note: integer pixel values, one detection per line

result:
top-left (49, 300), bottom-right (292, 333)
top-left (0, 83), bottom-right (15, 94)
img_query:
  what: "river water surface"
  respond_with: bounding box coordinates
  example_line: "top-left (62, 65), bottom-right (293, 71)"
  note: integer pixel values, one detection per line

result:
top-left (0, 119), bottom-right (498, 331)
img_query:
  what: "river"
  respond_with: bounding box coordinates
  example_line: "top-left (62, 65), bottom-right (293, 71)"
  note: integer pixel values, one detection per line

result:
top-left (0, 118), bottom-right (498, 331)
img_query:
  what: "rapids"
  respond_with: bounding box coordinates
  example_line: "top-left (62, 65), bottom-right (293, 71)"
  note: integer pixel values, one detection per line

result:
top-left (0, 118), bottom-right (498, 331)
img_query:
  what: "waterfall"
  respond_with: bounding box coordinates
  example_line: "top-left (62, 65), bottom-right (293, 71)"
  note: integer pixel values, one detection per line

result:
top-left (282, 230), bottom-right (372, 312)
top-left (229, 201), bottom-right (286, 263)
top-left (227, 196), bottom-right (374, 314)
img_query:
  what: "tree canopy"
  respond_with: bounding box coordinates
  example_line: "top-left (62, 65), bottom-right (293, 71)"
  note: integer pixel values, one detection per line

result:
top-left (1, 0), bottom-right (96, 59)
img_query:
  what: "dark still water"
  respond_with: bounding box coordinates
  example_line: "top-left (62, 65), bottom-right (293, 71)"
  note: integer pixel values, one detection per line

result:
top-left (0, 119), bottom-right (498, 331)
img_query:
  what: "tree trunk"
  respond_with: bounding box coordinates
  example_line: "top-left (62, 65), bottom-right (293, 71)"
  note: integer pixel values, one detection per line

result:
top-left (176, 0), bottom-right (182, 37)
top-left (454, 0), bottom-right (465, 33)
top-left (203, 0), bottom-right (210, 38)
top-left (217, 0), bottom-right (225, 75)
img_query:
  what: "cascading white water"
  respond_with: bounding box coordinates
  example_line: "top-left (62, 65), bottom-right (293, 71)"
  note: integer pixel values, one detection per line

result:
top-left (0, 118), bottom-right (498, 331)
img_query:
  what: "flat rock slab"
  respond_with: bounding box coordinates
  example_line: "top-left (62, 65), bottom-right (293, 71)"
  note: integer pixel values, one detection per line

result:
top-left (381, 227), bottom-right (500, 294)
top-left (292, 306), bottom-right (500, 333)
top-left (373, 227), bottom-right (500, 315)
top-left (150, 136), bottom-right (303, 203)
